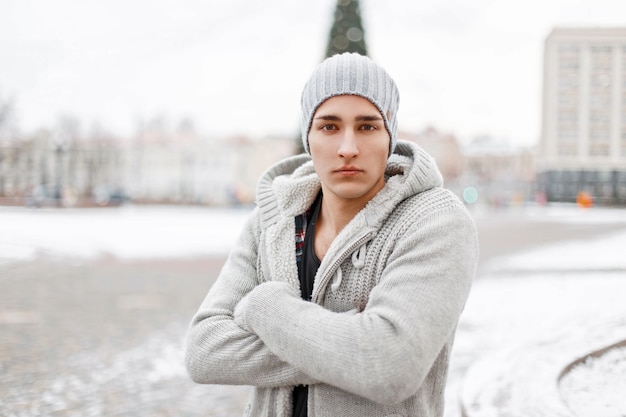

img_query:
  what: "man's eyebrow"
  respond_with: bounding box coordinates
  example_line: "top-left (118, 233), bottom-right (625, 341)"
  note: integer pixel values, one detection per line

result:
top-left (355, 115), bottom-right (383, 121)
top-left (314, 114), bottom-right (341, 121)
top-left (313, 114), bottom-right (383, 121)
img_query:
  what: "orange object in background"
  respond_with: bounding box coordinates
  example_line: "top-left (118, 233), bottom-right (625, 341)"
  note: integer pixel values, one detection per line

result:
top-left (577, 191), bottom-right (593, 208)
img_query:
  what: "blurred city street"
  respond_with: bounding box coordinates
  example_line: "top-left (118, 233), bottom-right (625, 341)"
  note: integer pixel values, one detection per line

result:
top-left (1, 204), bottom-right (626, 416)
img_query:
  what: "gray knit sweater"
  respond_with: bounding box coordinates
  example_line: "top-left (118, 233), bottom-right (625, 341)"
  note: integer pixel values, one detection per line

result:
top-left (185, 140), bottom-right (478, 417)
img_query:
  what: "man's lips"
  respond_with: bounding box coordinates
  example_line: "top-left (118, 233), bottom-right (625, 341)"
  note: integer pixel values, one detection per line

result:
top-left (334, 166), bottom-right (363, 175)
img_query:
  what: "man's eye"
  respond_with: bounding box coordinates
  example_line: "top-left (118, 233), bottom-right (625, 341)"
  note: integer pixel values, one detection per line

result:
top-left (361, 124), bottom-right (377, 131)
top-left (321, 124), bottom-right (337, 131)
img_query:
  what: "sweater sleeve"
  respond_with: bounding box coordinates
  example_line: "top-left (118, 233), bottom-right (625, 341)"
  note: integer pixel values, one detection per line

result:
top-left (184, 209), bottom-right (317, 388)
top-left (236, 203), bottom-right (478, 404)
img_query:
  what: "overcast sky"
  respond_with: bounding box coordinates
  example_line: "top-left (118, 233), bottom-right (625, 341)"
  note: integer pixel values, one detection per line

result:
top-left (2, 0), bottom-right (626, 146)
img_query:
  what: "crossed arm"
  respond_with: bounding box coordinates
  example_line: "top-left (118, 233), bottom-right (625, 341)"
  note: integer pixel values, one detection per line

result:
top-left (185, 210), bottom-right (316, 388)
top-left (185, 205), bottom-right (478, 404)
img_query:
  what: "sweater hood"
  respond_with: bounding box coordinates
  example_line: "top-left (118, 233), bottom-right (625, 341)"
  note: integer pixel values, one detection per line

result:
top-left (255, 139), bottom-right (443, 229)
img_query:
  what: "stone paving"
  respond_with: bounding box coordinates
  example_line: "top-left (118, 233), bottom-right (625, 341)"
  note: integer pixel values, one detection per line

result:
top-left (0, 257), bottom-right (249, 417)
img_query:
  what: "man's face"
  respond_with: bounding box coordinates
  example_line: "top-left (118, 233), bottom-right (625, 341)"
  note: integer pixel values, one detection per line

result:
top-left (308, 95), bottom-right (390, 205)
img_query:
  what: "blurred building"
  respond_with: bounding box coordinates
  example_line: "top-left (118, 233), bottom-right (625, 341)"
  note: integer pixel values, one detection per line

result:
top-left (1, 131), bottom-right (130, 207)
top-left (124, 134), bottom-right (295, 206)
top-left (0, 130), bottom-right (296, 207)
top-left (461, 136), bottom-right (536, 206)
top-left (538, 27), bottom-right (626, 204)
top-left (401, 127), bottom-right (465, 187)
top-left (401, 127), bottom-right (536, 206)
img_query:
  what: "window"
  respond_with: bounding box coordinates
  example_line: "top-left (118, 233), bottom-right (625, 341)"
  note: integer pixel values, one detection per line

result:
top-left (589, 143), bottom-right (610, 156)
top-left (559, 93), bottom-right (577, 105)
top-left (591, 45), bottom-right (612, 53)
top-left (589, 110), bottom-right (610, 123)
top-left (558, 143), bottom-right (578, 156)
top-left (559, 44), bottom-right (580, 53)
top-left (558, 131), bottom-right (578, 140)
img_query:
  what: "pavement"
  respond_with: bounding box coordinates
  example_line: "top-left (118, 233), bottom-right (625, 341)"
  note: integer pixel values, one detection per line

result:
top-left (0, 257), bottom-right (249, 417)
top-left (1, 205), bottom-right (626, 417)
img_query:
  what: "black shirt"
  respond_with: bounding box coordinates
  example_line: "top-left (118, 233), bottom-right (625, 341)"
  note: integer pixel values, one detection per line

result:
top-left (292, 193), bottom-right (322, 417)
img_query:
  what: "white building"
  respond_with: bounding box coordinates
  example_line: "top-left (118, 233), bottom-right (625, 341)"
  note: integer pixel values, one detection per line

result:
top-left (123, 135), bottom-right (296, 206)
top-left (539, 27), bottom-right (626, 204)
top-left (0, 130), bottom-right (297, 207)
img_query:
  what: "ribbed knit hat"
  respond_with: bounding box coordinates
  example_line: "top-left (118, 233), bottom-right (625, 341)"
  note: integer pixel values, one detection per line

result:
top-left (300, 52), bottom-right (400, 155)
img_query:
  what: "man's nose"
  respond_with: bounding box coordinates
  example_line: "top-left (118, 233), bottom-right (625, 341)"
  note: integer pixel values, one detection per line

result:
top-left (337, 130), bottom-right (359, 158)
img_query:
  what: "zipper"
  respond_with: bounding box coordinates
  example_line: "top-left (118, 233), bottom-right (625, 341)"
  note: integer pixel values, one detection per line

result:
top-left (311, 231), bottom-right (374, 304)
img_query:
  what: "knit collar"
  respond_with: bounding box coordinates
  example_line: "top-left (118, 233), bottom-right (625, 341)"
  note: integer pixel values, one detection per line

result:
top-left (256, 140), bottom-right (443, 229)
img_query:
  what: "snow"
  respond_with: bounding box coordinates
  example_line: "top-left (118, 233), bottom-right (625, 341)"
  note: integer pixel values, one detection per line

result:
top-left (486, 231), bottom-right (626, 272)
top-left (484, 226), bottom-right (626, 272)
top-left (3, 203), bottom-right (625, 267)
top-left (560, 344), bottom-right (626, 417)
top-left (479, 205), bottom-right (626, 273)
top-left (1, 203), bottom-right (625, 415)
top-left (454, 205), bottom-right (626, 417)
top-left (0, 205), bottom-right (252, 265)
top-left (454, 272), bottom-right (626, 417)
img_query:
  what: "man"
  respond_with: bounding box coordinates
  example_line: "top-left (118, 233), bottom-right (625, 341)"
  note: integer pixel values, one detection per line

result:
top-left (185, 52), bottom-right (478, 417)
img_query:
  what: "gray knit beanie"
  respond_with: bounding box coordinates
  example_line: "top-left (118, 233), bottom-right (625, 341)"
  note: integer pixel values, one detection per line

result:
top-left (300, 52), bottom-right (400, 155)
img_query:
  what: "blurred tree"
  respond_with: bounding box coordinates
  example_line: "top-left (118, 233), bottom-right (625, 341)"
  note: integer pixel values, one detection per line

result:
top-left (0, 90), bottom-right (16, 197)
top-left (293, 0), bottom-right (370, 155)
top-left (325, 0), bottom-right (368, 58)
top-left (52, 115), bottom-right (82, 205)
top-left (56, 114), bottom-right (82, 141)
top-left (177, 117), bottom-right (196, 136)
top-left (0, 90), bottom-right (15, 140)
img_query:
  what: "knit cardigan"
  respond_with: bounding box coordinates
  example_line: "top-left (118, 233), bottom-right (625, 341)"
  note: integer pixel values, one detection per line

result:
top-left (185, 140), bottom-right (479, 417)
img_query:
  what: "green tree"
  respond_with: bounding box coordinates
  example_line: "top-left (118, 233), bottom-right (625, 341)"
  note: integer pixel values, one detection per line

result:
top-left (294, 0), bottom-right (370, 155)
top-left (325, 0), bottom-right (368, 58)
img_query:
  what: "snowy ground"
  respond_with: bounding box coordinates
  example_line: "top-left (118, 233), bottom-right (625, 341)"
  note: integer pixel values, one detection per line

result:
top-left (0, 205), bottom-right (252, 265)
top-left (3, 203), bottom-right (626, 269)
top-left (560, 342), bottom-right (626, 417)
top-left (1, 203), bottom-right (626, 416)
top-left (456, 205), bottom-right (626, 417)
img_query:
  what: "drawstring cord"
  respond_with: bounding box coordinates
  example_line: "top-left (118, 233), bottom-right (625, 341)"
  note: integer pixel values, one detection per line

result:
top-left (331, 243), bottom-right (367, 292)
top-left (352, 243), bottom-right (367, 269)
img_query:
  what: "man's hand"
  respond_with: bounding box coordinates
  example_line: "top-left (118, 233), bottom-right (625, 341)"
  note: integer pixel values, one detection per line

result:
top-left (234, 281), bottom-right (299, 332)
